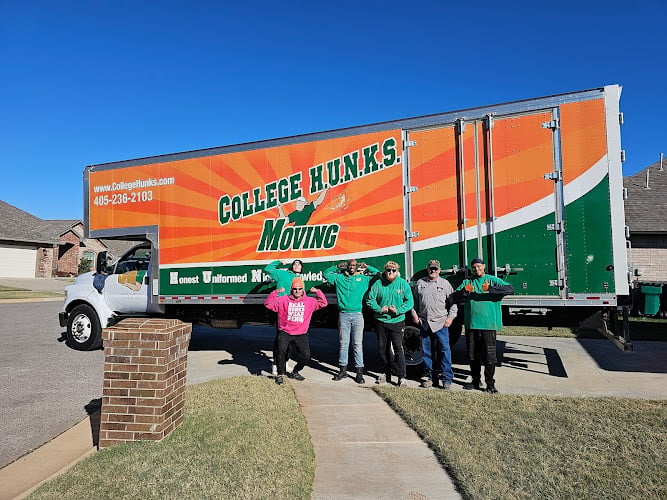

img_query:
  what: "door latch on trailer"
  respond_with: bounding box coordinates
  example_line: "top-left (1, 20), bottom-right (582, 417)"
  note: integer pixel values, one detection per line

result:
top-left (498, 264), bottom-right (525, 275)
top-left (549, 278), bottom-right (565, 288)
top-left (546, 222), bottom-right (562, 232)
top-left (544, 171), bottom-right (561, 181)
top-left (404, 185), bottom-right (418, 194)
top-left (406, 231), bottom-right (420, 239)
top-left (541, 119), bottom-right (560, 130)
top-left (403, 140), bottom-right (416, 149)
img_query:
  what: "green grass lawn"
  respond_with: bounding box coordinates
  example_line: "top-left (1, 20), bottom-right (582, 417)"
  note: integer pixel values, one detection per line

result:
top-left (27, 375), bottom-right (666, 500)
top-left (0, 285), bottom-right (63, 300)
top-left (28, 377), bottom-right (314, 500)
top-left (375, 387), bottom-right (667, 500)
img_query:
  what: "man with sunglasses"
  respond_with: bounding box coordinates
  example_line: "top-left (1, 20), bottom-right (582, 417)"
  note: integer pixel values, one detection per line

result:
top-left (411, 259), bottom-right (458, 389)
top-left (264, 259), bottom-right (305, 376)
top-left (365, 261), bottom-right (414, 387)
top-left (324, 259), bottom-right (380, 384)
top-left (264, 277), bottom-right (328, 385)
top-left (453, 257), bottom-right (514, 393)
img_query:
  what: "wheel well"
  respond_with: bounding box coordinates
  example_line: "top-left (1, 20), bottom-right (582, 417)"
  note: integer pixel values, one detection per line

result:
top-left (66, 300), bottom-right (95, 315)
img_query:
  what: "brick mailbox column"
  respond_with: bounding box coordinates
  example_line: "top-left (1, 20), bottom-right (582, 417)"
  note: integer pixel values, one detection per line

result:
top-left (99, 318), bottom-right (192, 448)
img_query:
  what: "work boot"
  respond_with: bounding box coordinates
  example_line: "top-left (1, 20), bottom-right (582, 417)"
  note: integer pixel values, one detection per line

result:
top-left (486, 385), bottom-right (499, 394)
top-left (463, 380), bottom-right (482, 391)
top-left (333, 365), bottom-right (347, 381)
top-left (421, 369), bottom-right (433, 388)
top-left (288, 371), bottom-right (305, 381)
top-left (355, 367), bottom-right (365, 384)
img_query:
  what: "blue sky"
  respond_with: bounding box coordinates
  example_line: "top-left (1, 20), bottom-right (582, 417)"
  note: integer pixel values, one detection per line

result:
top-left (1, 1), bottom-right (665, 220)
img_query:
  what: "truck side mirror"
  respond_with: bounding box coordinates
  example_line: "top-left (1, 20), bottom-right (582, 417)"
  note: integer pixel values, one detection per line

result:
top-left (96, 251), bottom-right (109, 274)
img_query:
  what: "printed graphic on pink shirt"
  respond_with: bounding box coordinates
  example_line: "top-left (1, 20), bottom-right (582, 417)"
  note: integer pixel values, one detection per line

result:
top-left (287, 301), bottom-right (305, 323)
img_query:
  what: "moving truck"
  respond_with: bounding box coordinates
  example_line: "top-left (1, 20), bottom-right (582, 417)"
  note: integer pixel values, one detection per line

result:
top-left (60, 85), bottom-right (631, 351)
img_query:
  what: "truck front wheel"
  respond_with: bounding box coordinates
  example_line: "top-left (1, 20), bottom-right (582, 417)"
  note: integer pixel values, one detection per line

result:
top-left (67, 304), bottom-right (102, 351)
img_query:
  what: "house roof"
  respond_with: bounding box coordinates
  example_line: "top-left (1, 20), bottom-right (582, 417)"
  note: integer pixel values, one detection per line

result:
top-left (0, 200), bottom-right (59, 245)
top-left (624, 158), bottom-right (667, 234)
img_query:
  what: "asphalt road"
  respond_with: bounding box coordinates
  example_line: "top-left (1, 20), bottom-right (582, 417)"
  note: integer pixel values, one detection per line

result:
top-left (0, 301), bottom-right (105, 468)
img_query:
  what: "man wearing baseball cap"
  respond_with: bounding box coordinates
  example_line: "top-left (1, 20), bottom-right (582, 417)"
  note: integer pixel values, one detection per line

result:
top-left (264, 277), bottom-right (328, 385)
top-left (453, 257), bottom-right (514, 393)
top-left (365, 261), bottom-right (414, 387)
top-left (411, 259), bottom-right (458, 389)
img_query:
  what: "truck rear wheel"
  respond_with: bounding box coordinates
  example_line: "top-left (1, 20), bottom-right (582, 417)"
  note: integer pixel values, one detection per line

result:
top-left (67, 304), bottom-right (102, 351)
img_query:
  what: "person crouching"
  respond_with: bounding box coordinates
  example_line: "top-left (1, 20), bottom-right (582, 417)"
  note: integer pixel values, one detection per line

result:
top-left (264, 277), bottom-right (328, 385)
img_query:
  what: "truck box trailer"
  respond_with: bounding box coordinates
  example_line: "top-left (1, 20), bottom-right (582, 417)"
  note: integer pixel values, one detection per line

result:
top-left (60, 85), bottom-right (630, 350)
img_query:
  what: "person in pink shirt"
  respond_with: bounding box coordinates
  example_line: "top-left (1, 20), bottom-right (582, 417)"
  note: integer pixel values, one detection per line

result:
top-left (264, 277), bottom-right (328, 385)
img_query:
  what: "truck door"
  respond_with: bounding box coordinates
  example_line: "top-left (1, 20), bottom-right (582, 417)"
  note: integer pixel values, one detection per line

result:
top-left (103, 245), bottom-right (152, 313)
top-left (405, 110), bottom-right (563, 297)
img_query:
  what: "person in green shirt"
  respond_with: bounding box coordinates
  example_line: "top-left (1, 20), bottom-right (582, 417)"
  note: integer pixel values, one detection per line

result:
top-left (277, 187), bottom-right (329, 226)
top-left (264, 259), bottom-right (304, 376)
top-left (365, 261), bottom-right (414, 387)
top-left (453, 257), bottom-right (514, 393)
top-left (324, 259), bottom-right (380, 383)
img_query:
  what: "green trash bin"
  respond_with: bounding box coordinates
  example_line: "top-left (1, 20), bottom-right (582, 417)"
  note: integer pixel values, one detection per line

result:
top-left (640, 284), bottom-right (663, 316)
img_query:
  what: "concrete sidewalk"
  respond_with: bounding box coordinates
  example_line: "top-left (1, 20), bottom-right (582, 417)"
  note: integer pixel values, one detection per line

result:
top-left (2, 326), bottom-right (666, 499)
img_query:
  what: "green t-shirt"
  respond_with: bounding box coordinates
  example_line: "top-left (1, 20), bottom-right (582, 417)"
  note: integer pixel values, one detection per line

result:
top-left (455, 274), bottom-right (511, 331)
top-left (323, 265), bottom-right (380, 313)
top-left (288, 203), bottom-right (316, 226)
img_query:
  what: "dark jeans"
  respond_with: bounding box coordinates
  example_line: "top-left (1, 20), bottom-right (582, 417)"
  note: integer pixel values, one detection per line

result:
top-left (376, 320), bottom-right (406, 379)
top-left (276, 330), bottom-right (310, 376)
top-left (466, 329), bottom-right (497, 386)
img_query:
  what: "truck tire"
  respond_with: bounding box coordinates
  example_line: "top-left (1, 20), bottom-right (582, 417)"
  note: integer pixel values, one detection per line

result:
top-left (67, 304), bottom-right (102, 351)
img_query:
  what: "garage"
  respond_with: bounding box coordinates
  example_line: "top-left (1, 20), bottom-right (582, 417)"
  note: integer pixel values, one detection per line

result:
top-left (0, 244), bottom-right (38, 278)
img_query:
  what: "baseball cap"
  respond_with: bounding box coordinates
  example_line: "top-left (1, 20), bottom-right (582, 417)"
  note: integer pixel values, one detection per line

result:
top-left (427, 259), bottom-right (440, 269)
top-left (471, 258), bottom-right (485, 266)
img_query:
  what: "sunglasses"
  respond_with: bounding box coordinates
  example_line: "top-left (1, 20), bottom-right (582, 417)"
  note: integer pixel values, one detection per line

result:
top-left (428, 267), bottom-right (439, 272)
top-left (385, 268), bottom-right (398, 273)
top-left (291, 287), bottom-right (303, 290)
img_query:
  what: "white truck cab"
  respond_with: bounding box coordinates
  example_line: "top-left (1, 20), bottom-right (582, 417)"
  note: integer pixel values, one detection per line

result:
top-left (59, 242), bottom-right (164, 350)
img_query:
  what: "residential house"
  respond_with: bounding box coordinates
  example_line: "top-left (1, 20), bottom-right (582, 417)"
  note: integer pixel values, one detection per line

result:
top-left (0, 200), bottom-right (126, 278)
top-left (624, 157), bottom-right (667, 283)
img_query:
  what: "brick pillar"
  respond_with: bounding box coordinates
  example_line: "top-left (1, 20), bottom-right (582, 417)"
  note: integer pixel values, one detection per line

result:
top-left (99, 318), bottom-right (192, 448)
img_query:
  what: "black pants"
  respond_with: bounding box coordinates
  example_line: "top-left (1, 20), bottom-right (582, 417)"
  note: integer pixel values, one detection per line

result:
top-left (273, 323), bottom-right (292, 369)
top-left (466, 329), bottom-right (497, 387)
top-left (276, 330), bottom-right (310, 376)
top-left (376, 321), bottom-right (406, 379)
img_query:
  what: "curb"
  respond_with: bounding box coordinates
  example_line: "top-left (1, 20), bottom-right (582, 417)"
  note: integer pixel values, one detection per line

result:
top-left (0, 414), bottom-right (97, 500)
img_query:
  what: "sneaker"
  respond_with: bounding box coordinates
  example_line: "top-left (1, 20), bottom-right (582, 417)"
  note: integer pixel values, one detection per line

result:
top-left (275, 375), bottom-right (283, 385)
top-left (486, 385), bottom-right (499, 394)
top-left (375, 374), bottom-right (386, 385)
top-left (398, 378), bottom-right (408, 387)
top-left (441, 381), bottom-right (452, 390)
top-left (271, 364), bottom-right (278, 377)
top-left (288, 371), bottom-right (305, 381)
top-left (421, 379), bottom-right (433, 388)
top-left (463, 381), bottom-right (482, 391)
